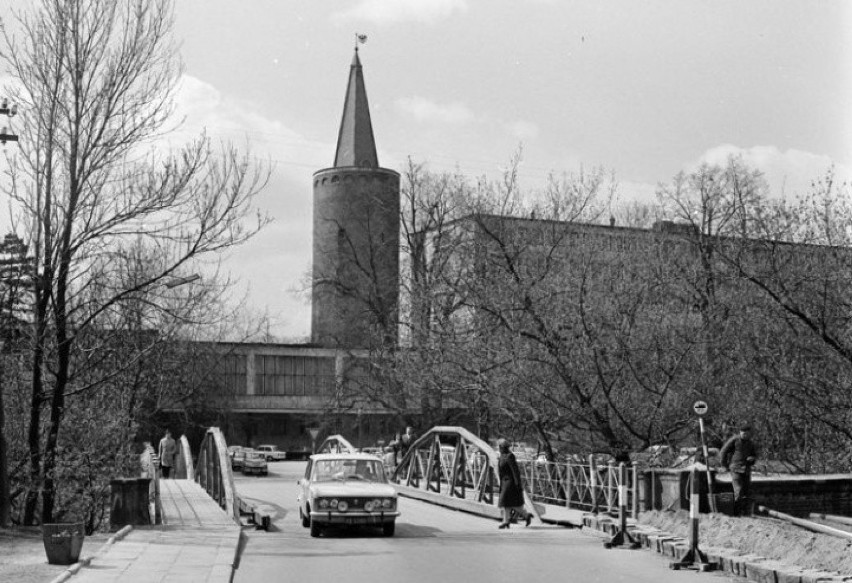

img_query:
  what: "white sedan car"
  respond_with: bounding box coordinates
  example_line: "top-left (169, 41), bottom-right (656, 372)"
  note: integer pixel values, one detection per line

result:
top-left (297, 453), bottom-right (400, 537)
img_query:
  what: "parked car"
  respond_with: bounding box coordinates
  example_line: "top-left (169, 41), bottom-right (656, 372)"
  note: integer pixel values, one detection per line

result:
top-left (228, 446), bottom-right (246, 471)
top-left (256, 444), bottom-right (287, 462)
top-left (242, 450), bottom-right (269, 476)
top-left (297, 453), bottom-right (399, 538)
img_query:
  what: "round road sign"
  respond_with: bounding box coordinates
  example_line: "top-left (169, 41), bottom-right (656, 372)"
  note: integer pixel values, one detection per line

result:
top-left (693, 400), bottom-right (709, 416)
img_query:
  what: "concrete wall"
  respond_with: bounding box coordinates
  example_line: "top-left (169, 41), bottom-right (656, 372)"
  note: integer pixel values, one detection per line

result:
top-left (641, 469), bottom-right (852, 517)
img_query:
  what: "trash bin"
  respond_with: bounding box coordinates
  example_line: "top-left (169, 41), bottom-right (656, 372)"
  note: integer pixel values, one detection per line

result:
top-left (110, 477), bottom-right (152, 531)
top-left (42, 522), bottom-right (85, 565)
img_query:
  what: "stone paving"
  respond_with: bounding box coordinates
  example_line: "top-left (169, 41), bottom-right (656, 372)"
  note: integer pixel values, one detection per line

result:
top-left (62, 480), bottom-right (241, 583)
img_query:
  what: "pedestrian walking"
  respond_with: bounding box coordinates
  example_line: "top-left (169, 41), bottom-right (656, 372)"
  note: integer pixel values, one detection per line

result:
top-left (496, 439), bottom-right (532, 529)
top-left (158, 429), bottom-right (177, 479)
top-left (720, 423), bottom-right (758, 516)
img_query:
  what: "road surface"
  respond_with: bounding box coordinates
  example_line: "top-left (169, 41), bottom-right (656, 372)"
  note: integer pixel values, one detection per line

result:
top-left (232, 461), bottom-right (738, 583)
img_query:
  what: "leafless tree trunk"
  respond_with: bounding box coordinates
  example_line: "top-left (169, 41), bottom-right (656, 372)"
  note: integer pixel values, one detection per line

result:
top-left (1, 0), bottom-right (269, 524)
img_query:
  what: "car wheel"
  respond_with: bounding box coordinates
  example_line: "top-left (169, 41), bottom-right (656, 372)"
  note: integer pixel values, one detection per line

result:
top-left (300, 507), bottom-right (310, 528)
top-left (382, 522), bottom-right (395, 537)
top-left (310, 517), bottom-right (322, 538)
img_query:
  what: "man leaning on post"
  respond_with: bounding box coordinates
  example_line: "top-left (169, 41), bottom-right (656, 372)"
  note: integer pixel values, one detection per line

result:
top-left (720, 423), bottom-right (757, 516)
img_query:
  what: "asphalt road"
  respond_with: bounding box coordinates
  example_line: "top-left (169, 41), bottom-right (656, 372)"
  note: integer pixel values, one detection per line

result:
top-left (232, 461), bottom-right (739, 583)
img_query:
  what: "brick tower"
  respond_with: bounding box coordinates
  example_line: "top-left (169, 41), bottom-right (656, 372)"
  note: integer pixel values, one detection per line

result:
top-left (311, 49), bottom-right (400, 348)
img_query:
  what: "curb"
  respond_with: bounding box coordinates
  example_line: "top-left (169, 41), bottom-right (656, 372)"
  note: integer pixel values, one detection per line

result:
top-left (583, 514), bottom-right (851, 582)
top-left (48, 525), bottom-right (134, 583)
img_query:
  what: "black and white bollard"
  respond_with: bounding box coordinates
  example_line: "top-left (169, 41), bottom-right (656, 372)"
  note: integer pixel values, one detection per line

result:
top-left (603, 463), bottom-right (641, 549)
top-left (669, 465), bottom-right (717, 572)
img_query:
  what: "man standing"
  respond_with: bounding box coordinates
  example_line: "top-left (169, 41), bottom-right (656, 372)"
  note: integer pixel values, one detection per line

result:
top-left (158, 429), bottom-right (177, 479)
top-left (720, 423), bottom-right (757, 516)
top-left (399, 426), bottom-right (417, 458)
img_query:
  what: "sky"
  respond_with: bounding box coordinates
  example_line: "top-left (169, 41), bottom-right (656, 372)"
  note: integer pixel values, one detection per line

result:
top-left (4, 0), bottom-right (852, 340)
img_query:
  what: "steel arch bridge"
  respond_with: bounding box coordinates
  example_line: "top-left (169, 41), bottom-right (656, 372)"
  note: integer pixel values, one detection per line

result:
top-left (389, 426), bottom-right (540, 519)
top-left (316, 434), bottom-right (357, 455)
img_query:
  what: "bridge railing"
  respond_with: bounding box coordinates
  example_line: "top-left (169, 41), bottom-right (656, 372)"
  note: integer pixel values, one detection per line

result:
top-left (316, 434), bottom-right (357, 454)
top-left (389, 426), bottom-right (540, 516)
top-left (387, 426), bottom-right (639, 519)
top-left (517, 457), bottom-right (639, 518)
top-left (174, 435), bottom-right (195, 480)
top-left (195, 427), bottom-right (239, 522)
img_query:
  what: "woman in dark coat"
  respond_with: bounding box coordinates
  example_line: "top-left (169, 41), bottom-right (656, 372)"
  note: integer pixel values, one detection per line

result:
top-left (496, 439), bottom-right (532, 529)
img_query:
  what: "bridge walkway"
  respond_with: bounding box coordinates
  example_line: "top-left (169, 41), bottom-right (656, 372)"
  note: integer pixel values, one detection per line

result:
top-left (68, 479), bottom-right (240, 583)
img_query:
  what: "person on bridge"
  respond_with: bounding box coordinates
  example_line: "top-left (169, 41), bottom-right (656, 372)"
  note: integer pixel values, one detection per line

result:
top-left (158, 429), bottom-right (177, 479)
top-left (720, 423), bottom-right (758, 516)
top-left (496, 439), bottom-right (532, 529)
top-left (399, 426), bottom-right (417, 458)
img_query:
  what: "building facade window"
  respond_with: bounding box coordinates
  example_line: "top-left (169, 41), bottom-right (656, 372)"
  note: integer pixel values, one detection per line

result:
top-left (219, 354), bottom-right (247, 395)
top-left (255, 355), bottom-right (336, 396)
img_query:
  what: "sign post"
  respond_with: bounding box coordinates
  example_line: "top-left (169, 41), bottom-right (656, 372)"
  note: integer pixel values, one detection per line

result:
top-left (692, 401), bottom-right (716, 513)
top-left (669, 400), bottom-right (718, 571)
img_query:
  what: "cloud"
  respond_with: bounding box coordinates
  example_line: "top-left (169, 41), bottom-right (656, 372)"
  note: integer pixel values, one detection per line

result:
top-left (692, 144), bottom-right (851, 200)
top-left (396, 95), bottom-right (538, 145)
top-left (504, 120), bottom-right (539, 141)
top-left (168, 75), bottom-right (329, 339)
top-left (395, 96), bottom-right (475, 124)
top-left (333, 0), bottom-right (468, 25)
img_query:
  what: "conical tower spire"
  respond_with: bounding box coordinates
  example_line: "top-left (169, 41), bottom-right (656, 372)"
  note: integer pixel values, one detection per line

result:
top-left (333, 49), bottom-right (379, 168)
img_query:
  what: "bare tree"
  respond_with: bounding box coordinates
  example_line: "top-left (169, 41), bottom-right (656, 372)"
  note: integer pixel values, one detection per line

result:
top-left (1, 0), bottom-right (269, 524)
top-left (0, 233), bottom-right (34, 526)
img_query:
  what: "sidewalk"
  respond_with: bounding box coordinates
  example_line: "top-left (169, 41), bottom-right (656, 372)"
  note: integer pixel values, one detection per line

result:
top-left (60, 480), bottom-right (241, 583)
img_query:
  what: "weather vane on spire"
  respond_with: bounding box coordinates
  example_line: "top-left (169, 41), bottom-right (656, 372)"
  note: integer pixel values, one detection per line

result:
top-left (354, 33), bottom-right (368, 51)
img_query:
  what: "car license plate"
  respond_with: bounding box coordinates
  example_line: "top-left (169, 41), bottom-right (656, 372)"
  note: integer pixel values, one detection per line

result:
top-left (345, 518), bottom-right (360, 525)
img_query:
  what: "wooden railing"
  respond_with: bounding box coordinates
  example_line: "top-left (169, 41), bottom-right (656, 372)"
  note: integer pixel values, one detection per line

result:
top-left (195, 427), bottom-right (239, 522)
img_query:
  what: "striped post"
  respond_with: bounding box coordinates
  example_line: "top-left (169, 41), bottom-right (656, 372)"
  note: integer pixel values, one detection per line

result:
top-left (669, 466), bottom-right (717, 571)
top-left (631, 461), bottom-right (639, 519)
top-left (603, 463), bottom-right (641, 549)
top-left (589, 455), bottom-right (599, 514)
top-left (607, 460), bottom-right (615, 513)
top-left (564, 462), bottom-right (572, 509)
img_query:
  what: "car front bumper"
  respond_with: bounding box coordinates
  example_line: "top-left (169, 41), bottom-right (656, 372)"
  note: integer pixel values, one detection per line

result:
top-left (309, 510), bottom-right (400, 525)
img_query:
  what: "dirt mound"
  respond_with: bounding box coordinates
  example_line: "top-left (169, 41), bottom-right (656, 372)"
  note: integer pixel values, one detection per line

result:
top-left (638, 510), bottom-right (852, 576)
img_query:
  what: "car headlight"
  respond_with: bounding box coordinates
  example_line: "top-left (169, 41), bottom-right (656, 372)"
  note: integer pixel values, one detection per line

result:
top-left (364, 501), bottom-right (374, 512)
top-left (382, 498), bottom-right (394, 509)
top-left (319, 499), bottom-right (329, 509)
top-left (329, 499), bottom-right (338, 509)
top-left (337, 500), bottom-right (348, 512)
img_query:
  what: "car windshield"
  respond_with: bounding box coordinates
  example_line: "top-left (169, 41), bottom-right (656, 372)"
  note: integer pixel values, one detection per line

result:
top-left (312, 459), bottom-right (385, 483)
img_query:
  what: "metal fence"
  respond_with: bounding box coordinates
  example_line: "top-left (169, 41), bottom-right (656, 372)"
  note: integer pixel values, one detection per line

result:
top-left (518, 457), bottom-right (639, 518)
